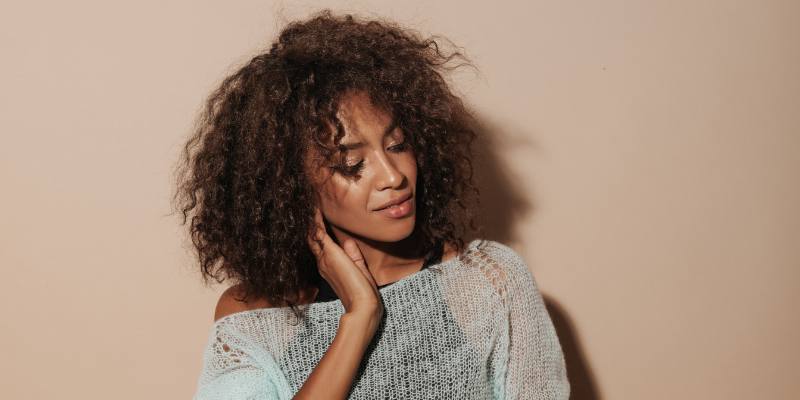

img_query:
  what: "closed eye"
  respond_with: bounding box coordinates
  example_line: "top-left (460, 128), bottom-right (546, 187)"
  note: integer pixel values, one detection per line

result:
top-left (335, 159), bottom-right (365, 177)
top-left (334, 142), bottom-right (410, 178)
top-left (389, 141), bottom-right (410, 152)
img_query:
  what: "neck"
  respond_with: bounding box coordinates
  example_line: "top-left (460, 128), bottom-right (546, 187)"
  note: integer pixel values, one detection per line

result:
top-left (328, 226), bottom-right (428, 286)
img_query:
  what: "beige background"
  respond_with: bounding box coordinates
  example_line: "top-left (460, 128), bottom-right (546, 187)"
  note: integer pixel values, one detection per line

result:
top-left (1, 1), bottom-right (798, 399)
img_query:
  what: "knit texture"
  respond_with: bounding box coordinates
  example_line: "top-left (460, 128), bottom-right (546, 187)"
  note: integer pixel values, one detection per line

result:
top-left (192, 239), bottom-right (570, 399)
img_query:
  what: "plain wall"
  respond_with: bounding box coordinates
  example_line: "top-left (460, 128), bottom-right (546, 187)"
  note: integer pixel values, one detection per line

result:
top-left (1, 1), bottom-right (797, 399)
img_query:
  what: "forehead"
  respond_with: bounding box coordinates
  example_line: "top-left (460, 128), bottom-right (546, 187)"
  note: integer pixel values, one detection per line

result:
top-left (303, 91), bottom-right (396, 179)
top-left (334, 91), bottom-right (393, 138)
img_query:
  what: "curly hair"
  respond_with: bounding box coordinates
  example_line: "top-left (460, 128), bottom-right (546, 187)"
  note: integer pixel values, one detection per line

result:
top-left (172, 9), bottom-right (482, 322)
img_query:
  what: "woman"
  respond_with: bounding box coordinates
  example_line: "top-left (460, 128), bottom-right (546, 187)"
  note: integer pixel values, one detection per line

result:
top-left (174, 9), bottom-right (570, 399)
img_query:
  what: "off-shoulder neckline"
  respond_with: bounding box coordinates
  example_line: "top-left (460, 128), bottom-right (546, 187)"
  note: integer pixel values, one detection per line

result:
top-left (211, 238), bottom-right (485, 325)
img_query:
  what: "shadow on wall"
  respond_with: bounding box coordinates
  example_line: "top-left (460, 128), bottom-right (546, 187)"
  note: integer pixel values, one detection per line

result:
top-left (545, 294), bottom-right (601, 400)
top-left (463, 115), bottom-right (601, 400)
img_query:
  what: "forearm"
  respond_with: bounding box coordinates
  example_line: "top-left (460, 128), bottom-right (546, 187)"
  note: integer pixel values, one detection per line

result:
top-left (292, 311), bottom-right (380, 399)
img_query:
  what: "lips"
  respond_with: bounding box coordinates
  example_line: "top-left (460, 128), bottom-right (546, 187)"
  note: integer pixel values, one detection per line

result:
top-left (374, 193), bottom-right (413, 211)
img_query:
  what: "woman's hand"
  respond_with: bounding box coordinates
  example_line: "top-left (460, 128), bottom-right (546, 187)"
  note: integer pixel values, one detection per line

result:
top-left (292, 207), bottom-right (385, 399)
top-left (306, 206), bottom-right (383, 320)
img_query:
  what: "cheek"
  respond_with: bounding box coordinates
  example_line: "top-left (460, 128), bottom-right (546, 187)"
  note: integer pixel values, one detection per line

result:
top-left (319, 153), bottom-right (417, 217)
top-left (319, 178), bottom-right (370, 216)
top-left (402, 153), bottom-right (418, 181)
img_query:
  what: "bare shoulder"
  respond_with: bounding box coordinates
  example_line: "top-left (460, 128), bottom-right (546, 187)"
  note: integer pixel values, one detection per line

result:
top-left (442, 240), bottom-right (459, 262)
top-left (213, 284), bottom-right (275, 322)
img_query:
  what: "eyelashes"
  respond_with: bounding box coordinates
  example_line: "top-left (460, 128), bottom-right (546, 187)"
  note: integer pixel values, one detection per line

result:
top-left (334, 141), bottom-right (411, 177)
top-left (336, 159), bottom-right (365, 177)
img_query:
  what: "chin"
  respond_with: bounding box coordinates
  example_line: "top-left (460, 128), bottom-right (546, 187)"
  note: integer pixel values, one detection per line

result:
top-left (366, 215), bottom-right (416, 243)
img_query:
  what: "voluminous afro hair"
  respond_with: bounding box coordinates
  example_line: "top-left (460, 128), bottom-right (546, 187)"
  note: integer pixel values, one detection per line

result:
top-left (172, 9), bottom-right (482, 321)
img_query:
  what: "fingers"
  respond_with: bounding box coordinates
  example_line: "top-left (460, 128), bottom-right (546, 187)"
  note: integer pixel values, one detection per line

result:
top-left (342, 239), bottom-right (366, 270)
top-left (342, 239), bottom-right (377, 288)
top-left (306, 208), bottom-right (377, 290)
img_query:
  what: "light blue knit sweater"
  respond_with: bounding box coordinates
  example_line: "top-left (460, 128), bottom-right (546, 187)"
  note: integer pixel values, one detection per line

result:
top-left (192, 239), bottom-right (570, 399)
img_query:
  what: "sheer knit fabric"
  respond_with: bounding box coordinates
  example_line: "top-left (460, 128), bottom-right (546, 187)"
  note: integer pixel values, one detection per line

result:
top-left (192, 239), bottom-right (570, 399)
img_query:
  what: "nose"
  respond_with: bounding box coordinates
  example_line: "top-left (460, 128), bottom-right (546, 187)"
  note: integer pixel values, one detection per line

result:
top-left (374, 152), bottom-right (405, 190)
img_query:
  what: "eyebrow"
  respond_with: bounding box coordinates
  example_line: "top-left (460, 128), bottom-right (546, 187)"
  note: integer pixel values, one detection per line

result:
top-left (338, 118), bottom-right (398, 151)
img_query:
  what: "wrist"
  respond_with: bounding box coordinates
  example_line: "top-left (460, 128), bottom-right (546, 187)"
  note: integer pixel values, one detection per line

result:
top-left (340, 309), bottom-right (382, 336)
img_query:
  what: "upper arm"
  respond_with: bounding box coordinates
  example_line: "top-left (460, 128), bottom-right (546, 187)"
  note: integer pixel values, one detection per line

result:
top-left (195, 296), bottom-right (293, 400)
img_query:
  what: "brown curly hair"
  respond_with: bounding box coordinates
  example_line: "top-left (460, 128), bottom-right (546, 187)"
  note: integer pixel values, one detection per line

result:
top-left (172, 9), bottom-right (482, 321)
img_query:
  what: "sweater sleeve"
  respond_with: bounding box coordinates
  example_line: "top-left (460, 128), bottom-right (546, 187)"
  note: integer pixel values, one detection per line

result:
top-left (192, 317), bottom-right (294, 400)
top-left (487, 242), bottom-right (570, 399)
